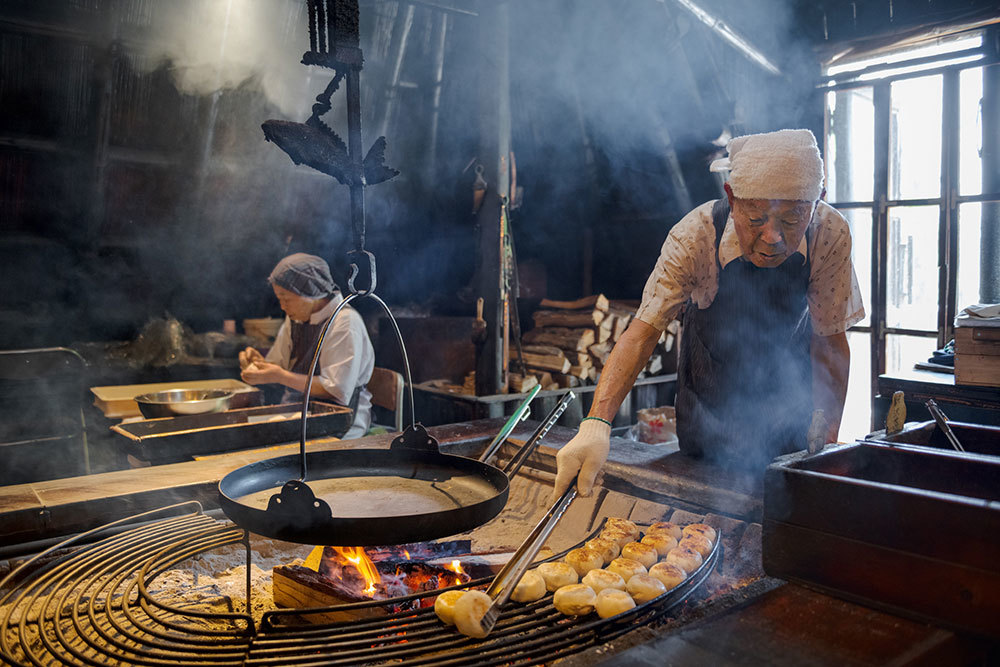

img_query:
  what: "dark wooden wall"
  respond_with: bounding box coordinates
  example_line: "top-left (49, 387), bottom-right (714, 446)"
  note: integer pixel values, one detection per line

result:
top-left (1, 0), bottom-right (994, 351)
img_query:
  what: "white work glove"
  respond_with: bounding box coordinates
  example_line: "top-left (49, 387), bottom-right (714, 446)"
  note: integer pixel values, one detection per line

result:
top-left (551, 418), bottom-right (611, 505)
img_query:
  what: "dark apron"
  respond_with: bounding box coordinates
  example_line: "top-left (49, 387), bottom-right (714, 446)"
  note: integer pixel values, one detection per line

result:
top-left (283, 315), bottom-right (362, 435)
top-left (675, 199), bottom-right (813, 469)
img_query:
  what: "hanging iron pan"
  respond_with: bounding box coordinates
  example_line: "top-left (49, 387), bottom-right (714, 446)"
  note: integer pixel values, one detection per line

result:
top-left (219, 387), bottom-right (573, 546)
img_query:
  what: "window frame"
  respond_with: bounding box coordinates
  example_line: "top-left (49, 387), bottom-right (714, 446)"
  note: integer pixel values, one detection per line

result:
top-left (820, 37), bottom-right (1000, 427)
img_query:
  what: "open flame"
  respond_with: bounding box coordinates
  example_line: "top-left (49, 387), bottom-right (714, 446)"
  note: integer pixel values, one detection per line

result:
top-left (331, 546), bottom-right (381, 597)
top-left (315, 543), bottom-right (473, 602)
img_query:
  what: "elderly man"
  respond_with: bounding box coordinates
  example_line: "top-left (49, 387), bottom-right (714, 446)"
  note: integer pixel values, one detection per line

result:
top-left (239, 253), bottom-right (375, 439)
top-left (554, 129), bottom-right (865, 499)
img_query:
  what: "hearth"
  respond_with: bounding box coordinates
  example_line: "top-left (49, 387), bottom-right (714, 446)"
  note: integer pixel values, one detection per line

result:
top-left (0, 439), bottom-right (765, 665)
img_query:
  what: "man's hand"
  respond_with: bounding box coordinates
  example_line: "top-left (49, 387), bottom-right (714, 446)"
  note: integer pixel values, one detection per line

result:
top-left (239, 347), bottom-right (265, 371)
top-left (241, 360), bottom-right (283, 385)
top-left (551, 418), bottom-right (611, 504)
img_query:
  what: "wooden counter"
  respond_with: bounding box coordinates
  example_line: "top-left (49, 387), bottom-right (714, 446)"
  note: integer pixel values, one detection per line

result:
top-left (0, 417), bottom-right (762, 549)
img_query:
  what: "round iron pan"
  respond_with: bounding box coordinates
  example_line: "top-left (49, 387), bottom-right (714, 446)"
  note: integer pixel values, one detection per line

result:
top-left (218, 448), bottom-right (510, 546)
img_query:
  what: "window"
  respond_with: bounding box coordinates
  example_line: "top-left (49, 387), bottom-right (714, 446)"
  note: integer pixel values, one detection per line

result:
top-left (821, 32), bottom-right (997, 438)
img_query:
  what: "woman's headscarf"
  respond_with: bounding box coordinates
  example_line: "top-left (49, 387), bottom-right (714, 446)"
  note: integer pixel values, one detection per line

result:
top-left (268, 253), bottom-right (338, 298)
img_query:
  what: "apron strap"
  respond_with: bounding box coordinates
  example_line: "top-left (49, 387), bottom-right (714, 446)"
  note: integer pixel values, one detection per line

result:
top-left (711, 198), bottom-right (730, 247)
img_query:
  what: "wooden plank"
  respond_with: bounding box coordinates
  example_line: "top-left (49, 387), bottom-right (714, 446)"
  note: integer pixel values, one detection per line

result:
top-left (508, 373), bottom-right (538, 393)
top-left (955, 326), bottom-right (1000, 353)
top-left (521, 352), bottom-right (570, 374)
top-left (645, 354), bottom-right (663, 375)
top-left (522, 327), bottom-right (595, 352)
top-left (563, 351), bottom-right (592, 368)
top-left (520, 344), bottom-right (565, 357)
top-left (611, 313), bottom-right (630, 341)
top-left (609, 299), bottom-right (640, 312)
top-left (588, 342), bottom-right (611, 368)
top-left (533, 309), bottom-right (604, 329)
top-left (539, 294), bottom-right (609, 312)
top-left (272, 565), bottom-right (388, 623)
top-left (551, 372), bottom-right (580, 388)
top-left (953, 353), bottom-right (1000, 386)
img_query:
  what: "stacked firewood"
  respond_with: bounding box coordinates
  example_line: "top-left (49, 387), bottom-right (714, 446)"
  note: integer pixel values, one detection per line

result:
top-left (509, 295), bottom-right (678, 391)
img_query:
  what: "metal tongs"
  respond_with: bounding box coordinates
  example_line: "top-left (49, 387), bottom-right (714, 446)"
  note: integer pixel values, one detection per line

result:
top-left (479, 384), bottom-right (541, 464)
top-left (925, 399), bottom-right (965, 453)
top-left (477, 392), bottom-right (578, 636)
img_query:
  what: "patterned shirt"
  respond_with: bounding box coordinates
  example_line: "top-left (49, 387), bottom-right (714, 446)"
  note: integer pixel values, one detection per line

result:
top-left (635, 200), bottom-right (865, 337)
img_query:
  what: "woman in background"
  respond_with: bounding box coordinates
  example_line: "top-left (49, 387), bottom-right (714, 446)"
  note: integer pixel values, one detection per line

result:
top-left (239, 253), bottom-right (374, 439)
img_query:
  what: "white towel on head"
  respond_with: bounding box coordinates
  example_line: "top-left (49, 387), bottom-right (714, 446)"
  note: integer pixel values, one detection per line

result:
top-left (724, 129), bottom-right (824, 202)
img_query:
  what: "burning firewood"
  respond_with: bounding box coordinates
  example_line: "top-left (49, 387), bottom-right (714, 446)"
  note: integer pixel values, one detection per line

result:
top-left (272, 565), bottom-right (389, 623)
top-left (272, 542), bottom-right (512, 623)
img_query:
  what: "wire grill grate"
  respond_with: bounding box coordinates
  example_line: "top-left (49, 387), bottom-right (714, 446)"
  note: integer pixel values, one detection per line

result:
top-left (0, 507), bottom-right (720, 666)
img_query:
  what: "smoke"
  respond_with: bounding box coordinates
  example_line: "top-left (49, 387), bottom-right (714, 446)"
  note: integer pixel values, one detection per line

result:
top-left (138, 0), bottom-right (312, 117)
top-left (0, 0), bottom-right (829, 348)
top-left (122, 0), bottom-right (822, 311)
top-left (493, 0), bottom-right (821, 302)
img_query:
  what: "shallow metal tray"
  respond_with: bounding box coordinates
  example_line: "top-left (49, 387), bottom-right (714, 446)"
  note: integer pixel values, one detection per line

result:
top-left (111, 401), bottom-right (353, 463)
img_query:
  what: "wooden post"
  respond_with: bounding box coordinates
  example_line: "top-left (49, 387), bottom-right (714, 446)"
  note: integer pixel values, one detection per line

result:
top-left (982, 27), bottom-right (1000, 304)
top-left (474, 0), bottom-right (511, 396)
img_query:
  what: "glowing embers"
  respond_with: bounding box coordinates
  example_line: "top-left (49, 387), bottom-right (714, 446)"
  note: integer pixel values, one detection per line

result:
top-left (272, 542), bottom-right (475, 619)
top-left (318, 544), bottom-right (471, 600)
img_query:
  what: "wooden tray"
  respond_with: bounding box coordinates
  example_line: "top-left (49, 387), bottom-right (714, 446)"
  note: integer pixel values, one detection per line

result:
top-left (763, 442), bottom-right (1000, 638)
top-left (111, 401), bottom-right (353, 464)
top-left (91, 378), bottom-right (261, 418)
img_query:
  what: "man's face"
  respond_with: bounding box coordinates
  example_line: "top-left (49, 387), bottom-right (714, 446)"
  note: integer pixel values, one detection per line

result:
top-left (728, 196), bottom-right (816, 268)
top-left (272, 284), bottom-right (321, 322)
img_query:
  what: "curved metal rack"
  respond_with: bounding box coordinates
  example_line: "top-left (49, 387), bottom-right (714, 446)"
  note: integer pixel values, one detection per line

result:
top-left (0, 505), bottom-right (253, 667)
top-left (249, 519), bottom-right (722, 667)
top-left (0, 511), bottom-right (720, 667)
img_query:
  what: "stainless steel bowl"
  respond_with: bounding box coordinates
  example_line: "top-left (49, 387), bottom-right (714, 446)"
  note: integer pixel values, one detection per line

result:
top-left (134, 389), bottom-right (234, 419)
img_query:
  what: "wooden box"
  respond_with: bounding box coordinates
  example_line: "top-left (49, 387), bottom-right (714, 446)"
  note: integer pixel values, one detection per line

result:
top-left (763, 442), bottom-right (1000, 638)
top-left (954, 326), bottom-right (1000, 388)
top-left (111, 401), bottom-right (353, 464)
top-left (864, 420), bottom-right (1000, 458)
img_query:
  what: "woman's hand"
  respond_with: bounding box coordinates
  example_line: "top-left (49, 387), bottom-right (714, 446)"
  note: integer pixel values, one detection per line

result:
top-left (238, 347), bottom-right (265, 371)
top-left (241, 360), bottom-right (284, 385)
